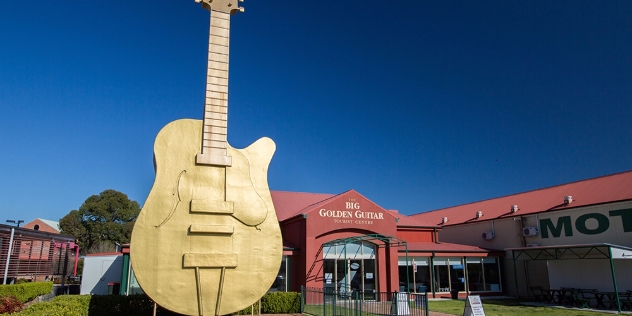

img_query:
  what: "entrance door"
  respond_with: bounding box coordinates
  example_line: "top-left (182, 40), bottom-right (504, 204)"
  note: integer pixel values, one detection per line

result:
top-left (322, 241), bottom-right (377, 297)
top-left (349, 260), bottom-right (362, 292)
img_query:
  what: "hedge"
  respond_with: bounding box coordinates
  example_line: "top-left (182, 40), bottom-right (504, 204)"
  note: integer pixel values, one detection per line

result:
top-left (14, 291), bottom-right (301, 315)
top-left (0, 282), bottom-right (53, 304)
top-left (235, 292), bottom-right (301, 315)
top-left (14, 295), bottom-right (90, 316)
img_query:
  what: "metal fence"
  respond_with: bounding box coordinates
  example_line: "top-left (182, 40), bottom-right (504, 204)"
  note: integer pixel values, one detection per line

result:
top-left (301, 287), bottom-right (429, 316)
top-left (1, 225), bottom-right (76, 283)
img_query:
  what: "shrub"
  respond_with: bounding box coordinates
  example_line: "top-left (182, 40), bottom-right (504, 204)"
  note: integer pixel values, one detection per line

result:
top-left (0, 295), bottom-right (24, 314)
top-left (15, 292), bottom-right (300, 315)
top-left (261, 292), bottom-right (300, 314)
top-left (0, 283), bottom-right (53, 304)
top-left (236, 292), bottom-right (301, 315)
top-left (12, 295), bottom-right (88, 316)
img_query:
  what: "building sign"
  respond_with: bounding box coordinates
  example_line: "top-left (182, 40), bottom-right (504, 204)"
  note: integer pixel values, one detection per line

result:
top-left (318, 199), bottom-right (385, 225)
top-left (325, 273), bottom-right (333, 284)
top-left (540, 208), bottom-right (632, 238)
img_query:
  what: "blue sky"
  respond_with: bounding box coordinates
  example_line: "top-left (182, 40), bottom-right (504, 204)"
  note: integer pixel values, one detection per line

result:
top-left (1, 1), bottom-right (631, 223)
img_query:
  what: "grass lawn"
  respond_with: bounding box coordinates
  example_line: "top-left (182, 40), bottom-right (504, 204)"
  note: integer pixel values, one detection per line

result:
top-left (428, 299), bottom-right (619, 316)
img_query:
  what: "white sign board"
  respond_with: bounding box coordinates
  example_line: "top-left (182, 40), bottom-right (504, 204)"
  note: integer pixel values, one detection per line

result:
top-left (390, 292), bottom-right (410, 315)
top-left (325, 273), bottom-right (332, 284)
top-left (463, 295), bottom-right (485, 316)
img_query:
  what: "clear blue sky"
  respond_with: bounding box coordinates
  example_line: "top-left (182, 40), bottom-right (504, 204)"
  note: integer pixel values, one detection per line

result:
top-left (1, 1), bottom-right (631, 223)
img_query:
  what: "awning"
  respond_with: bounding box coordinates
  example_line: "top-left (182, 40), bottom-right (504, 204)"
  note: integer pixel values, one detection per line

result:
top-left (507, 243), bottom-right (632, 261)
top-left (322, 234), bottom-right (408, 248)
top-left (506, 243), bottom-right (632, 312)
top-left (322, 234), bottom-right (412, 292)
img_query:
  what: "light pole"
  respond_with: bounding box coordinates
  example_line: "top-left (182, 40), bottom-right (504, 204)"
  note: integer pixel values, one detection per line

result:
top-left (2, 227), bottom-right (15, 284)
top-left (3, 219), bottom-right (23, 284)
top-left (6, 220), bottom-right (24, 227)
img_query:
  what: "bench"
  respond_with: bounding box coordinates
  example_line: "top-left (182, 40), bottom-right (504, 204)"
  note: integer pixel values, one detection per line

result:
top-left (530, 286), bottom-right (552, 303)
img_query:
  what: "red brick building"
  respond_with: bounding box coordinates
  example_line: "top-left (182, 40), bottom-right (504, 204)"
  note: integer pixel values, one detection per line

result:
top-left (22, 218), bottom-right (61, 234)
top-left (271, 189), bottom-right (503, 297)
top-left (410, 170), bottom-right (632, 299)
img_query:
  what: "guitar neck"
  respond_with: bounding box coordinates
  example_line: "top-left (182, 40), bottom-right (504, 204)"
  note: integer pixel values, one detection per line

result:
top-left (196, 9), bottom-right (232, 167)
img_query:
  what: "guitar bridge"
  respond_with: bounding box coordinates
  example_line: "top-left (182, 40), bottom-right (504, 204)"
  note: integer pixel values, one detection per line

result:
top-left (189, 225), bottom-right (234, 235)
top-left (183, 253), bottom-right (238, 268)
top-left (190, 200), bottom-right (234, 214)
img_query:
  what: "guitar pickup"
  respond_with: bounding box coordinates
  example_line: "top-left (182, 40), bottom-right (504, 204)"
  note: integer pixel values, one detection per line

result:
top-left (183, 253), bottom-right (238, 268)
top-left (189, 225), bottom-right (234, 235)
top-left (190, 200), bottom-right (234, 214)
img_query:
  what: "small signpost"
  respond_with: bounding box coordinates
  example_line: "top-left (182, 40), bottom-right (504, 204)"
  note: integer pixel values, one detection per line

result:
top-left (463, 295), bottom-right (485, 316)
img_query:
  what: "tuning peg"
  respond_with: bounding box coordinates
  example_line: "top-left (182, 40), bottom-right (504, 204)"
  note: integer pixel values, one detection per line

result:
top-left (238, 0), bottom-right (244, 2)
top-left (238, 6), bottom-right (244, 12)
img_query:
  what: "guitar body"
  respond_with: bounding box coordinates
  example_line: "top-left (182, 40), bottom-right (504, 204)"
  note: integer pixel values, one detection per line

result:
top-left (131, 119), bottom-right (282, 316)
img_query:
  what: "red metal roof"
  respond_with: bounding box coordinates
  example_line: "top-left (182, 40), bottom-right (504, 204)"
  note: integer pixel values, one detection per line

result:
top-left (406, 242), bottom-right (500, 253)
top-left (271, 190), bottom-right (335, 221)
top-left (392, 213), bottom-right (435, 227)
top-left (411, 170), bottom-right (632, 227)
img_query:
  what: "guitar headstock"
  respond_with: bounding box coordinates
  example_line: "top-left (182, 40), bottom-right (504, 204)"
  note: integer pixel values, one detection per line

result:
top-left (195, 0), bottom-right (244, 14)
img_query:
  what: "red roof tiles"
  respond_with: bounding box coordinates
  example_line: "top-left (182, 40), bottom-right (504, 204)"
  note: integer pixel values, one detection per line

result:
top-left (406, 242), bottom-right (499, 253)
top-left (411, 170), bottom-right (632, 226)
top-left (271, 190), bottom-right (335, 221)
top-left (392, 213), bottom-right (436, 227)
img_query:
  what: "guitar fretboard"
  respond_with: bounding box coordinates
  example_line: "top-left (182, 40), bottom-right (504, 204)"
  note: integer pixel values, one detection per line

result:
top-left (196, 10), bottom-right (232, 166)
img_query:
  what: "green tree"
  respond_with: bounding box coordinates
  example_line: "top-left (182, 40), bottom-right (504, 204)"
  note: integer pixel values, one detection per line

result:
top-left (59, 189), bottom-right (141, 255)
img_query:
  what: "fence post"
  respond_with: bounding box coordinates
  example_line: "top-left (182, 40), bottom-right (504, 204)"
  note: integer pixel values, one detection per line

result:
top-left (424, 293), bottom-right (429, 316)
top-left (333, 290), bottom-right (337, 316)
top-left (324, 289), bottom-right (327, 316)
top-left (301, 286), bottom-right (304, 313)
top-left (354, 291), bottom-right (358, 316)
top-left (394, 291), bottom-right (398, 316)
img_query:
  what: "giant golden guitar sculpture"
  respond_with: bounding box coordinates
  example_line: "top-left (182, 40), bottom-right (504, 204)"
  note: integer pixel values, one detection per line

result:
top-left (130, 1), bottom-right (282, 315)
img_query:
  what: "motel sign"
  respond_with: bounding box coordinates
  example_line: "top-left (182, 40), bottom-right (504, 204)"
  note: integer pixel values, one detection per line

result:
top-left (540, 208), bottom-right (632, 238)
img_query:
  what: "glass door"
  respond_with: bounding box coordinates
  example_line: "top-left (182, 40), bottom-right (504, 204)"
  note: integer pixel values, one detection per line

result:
top-left (323, 259), bottom-right (335, 292)
top-left (322, 241), bottom-right (377, 298)
top-left (363, 259), bottom-right (376, 300)
top-left (336, 259), bottom-right (348, 293)
top-left (349, 260), bottom-right (362, 292)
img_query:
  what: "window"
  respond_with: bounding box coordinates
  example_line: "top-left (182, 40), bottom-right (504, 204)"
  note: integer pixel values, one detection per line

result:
top-left (448, 257), bottom-right (465, 292)
top-left (398, 257), bottom-right (430, 292)
top-left (269, 256), bottom-right (288, 292)
top-left (128, 269), bottom-right (144, 295)
top-left (465, 258), bottom-right (483, 291)
top-left (464, 257), bottom-right (502, 292)
top-left (483, 257), bottom-right (501, 291)
top-left (322, 242), bottom-right (377, 296)
top-left (433, 258), bottom-right (450, 292)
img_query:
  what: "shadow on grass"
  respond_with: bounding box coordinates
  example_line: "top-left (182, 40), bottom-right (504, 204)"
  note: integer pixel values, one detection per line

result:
top-left (429, 299), bottom-right (617, 316)
top-left (86, 294), bottom-right (182, 315)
